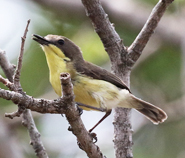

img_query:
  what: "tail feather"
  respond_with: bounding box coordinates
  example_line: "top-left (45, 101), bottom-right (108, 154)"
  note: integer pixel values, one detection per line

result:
top-left (130, 95), bottom-right (167, 124)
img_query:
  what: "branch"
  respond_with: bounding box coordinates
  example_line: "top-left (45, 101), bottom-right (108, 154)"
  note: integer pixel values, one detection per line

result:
top-left (32, 0), bottom-right (183, 45)
top-left (81, 0), bottom-right (126, 65)
top-left (0, 20), bottom-right (49, 158)
top-left (0, 50), bottom-right (16, 82)
top-left (0, 74), bottom-right (105, 158)
top-left (59, 73), bottom-right (105, 158)
top-left (81, 1), bottom-right (174, 158)
top-left (15, 20), bottom-right (49, 158)
top-left (22, 110), bottom-right (48, 158)
top-left (81, 1), bottom-right (134, 158)
top-left (81, 1), bottom-right (133, 158)
top-left (127, 0), bottom-right (174, 67)
top-left (13, 19), bottom-right (30, 91)
top-left (0, 75), bottom-right (14, 90)
top-left (0, 88), bottom-right (64, 114)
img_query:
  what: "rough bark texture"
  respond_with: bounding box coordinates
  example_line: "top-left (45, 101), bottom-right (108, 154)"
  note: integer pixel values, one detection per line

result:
top-left (60, 73), bottom-right (105, 158)
top-left (22, 110), bottom-right (48, 158)
top-left (81, 0), bottom-right (133, 157)
top-left (128, 0), bottom-right (175, 67)
top-left (81, 0), bottom-right (174, 157)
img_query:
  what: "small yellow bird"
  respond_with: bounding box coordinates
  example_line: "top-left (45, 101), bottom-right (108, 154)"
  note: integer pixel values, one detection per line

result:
top-left (33, 34), bottom-right (167, 131)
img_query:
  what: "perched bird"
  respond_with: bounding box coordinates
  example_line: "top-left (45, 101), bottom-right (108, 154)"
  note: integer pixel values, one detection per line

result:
top-left (33, 34), bottom-right (167, 131)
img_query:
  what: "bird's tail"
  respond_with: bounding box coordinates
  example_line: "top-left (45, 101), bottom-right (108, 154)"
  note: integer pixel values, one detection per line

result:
top-left (130, 95), bottom-right (167, 124)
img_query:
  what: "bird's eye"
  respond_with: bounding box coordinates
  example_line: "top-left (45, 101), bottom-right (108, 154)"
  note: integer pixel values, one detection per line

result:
top-left (58, 39), bottom-right (65, 45)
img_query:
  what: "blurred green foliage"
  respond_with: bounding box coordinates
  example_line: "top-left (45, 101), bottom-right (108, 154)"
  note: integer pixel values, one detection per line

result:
top-left (134, 119), bottom-right (185, 158)
top-left (132, 44), bottom-right (182, 101)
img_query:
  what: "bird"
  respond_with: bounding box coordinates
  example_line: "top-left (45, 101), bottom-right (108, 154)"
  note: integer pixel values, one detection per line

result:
top-left (32, 34), bottom-right (167, 132)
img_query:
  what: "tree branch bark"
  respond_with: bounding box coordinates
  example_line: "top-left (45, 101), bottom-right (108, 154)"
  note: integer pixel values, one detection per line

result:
top-left (128, 0), bottom-right (174, 67)
top-left (81, 0), bottom-right (174, 158)
top-left (81, 0), bottom-right (126, 64)
top-left (0, 50), bottom-right (16, 82)
top-left (22, 110), bottom-right (48, 158)
top-left (81, 1), bottom-right (133, 158)
top-left (60, 73), bottom-right (105, 158)
top-left (13, 19), bottom-right (30, 91)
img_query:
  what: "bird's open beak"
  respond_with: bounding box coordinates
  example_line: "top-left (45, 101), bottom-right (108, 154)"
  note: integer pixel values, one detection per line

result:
top-left (32, 34), bottom-right (50, 45)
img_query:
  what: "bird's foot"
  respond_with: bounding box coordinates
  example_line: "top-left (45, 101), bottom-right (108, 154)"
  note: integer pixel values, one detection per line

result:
top-left (76, 104), bottom-right (83, 116)
top-left (89, 132), bottom-right (98, 143)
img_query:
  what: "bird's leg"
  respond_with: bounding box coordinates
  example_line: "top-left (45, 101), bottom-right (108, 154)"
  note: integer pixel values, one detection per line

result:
top-left (89, 109), bottom-right (112, 133)
top-left (76, 102), bottom-right (106, 112)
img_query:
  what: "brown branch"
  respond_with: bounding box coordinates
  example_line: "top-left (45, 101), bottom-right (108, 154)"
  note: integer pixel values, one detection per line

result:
top-left (15, 19), bottom-right (48, 158)
top-left (13, 19), bottom-right (30, 91)
top-left (0, 75), bottom-right (14, 90)
top-left (11, 20), bottom-right (31, 117)
top-left (81, 0), bottom-right (126, 65)
top-left (81, 1), bottom-right (133, 158)
top-left (0, 20), bottom-right (49, 158)
top-left (0, 88), bottom-right (64, 115)
top-left (81, 0), bottom-right (174, 158)
top-left (60, 73), bottom-right (105, 158)
top-left (0, 50), bottom-right (16, 82)
top-left (0, 73), bottom-right (105, 158)
top-left (32, 0), bottom-right (183, 46)
top-left (0, 52), bottom-right (24, 118)
top-left (22, 110), bottom-right (48, 158)
top-left (102, 0), bottom-right (182, 45)
top-left (127, 0), bottom-right (174, 67)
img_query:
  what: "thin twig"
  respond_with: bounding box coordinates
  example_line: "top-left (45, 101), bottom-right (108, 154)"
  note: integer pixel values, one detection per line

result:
top-left (0, 75), bottom-right (14, 90)
top-left (0, 50), bottom-right (16, 82)
top-left (13, 19), bottom-right (30, 91)
top-left (0, 52), bottom-right (25, 118)
top-left (22, 110), bottom-right (48, 158)
top-left (5, 110), bottom-right (23, 119)
top-left (127, 0), bottom-right (174, 67)
top-left (81, 0), bottom-right (126, 65)
top-left (14, 19), bottom-right (48, 157)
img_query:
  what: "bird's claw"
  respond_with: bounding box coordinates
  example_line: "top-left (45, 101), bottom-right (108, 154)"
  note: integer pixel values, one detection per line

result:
top-left (76, 104), bottom-right (83, 116)
top-left (89, 132), bottom-right (98, 143)
top-left (68, 126), bottom-right (73, 132)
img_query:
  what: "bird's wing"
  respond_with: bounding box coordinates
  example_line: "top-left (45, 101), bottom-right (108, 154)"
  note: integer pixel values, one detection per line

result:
top-left (75, 61), bottom-right (130, 92)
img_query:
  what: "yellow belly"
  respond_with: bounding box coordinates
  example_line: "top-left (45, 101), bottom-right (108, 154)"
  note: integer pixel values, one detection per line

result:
top-left (50, 73), bottom-right (120, 111)
top-left (73, 78), bottom-right (100, 110)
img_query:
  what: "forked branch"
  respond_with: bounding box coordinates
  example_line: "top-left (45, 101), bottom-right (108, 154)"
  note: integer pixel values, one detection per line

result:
top-left (0, 73), bottom-right (105, 158)
top-left (81, 0), bottom-right (174, 158)
top-left (14, 19), bottom-right (30, 91)
top-left (0, 19), bottom-right (48, 158)
top-left (127, 0), bottom-right (174, 67)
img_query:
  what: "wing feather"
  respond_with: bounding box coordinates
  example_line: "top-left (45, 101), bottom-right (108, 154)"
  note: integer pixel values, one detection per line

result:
top-left (74, 61), bottom-right (130, 92)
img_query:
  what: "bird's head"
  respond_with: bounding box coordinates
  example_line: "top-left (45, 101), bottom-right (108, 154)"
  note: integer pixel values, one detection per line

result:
top-left (32, 34), bottom-right (83, 62)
